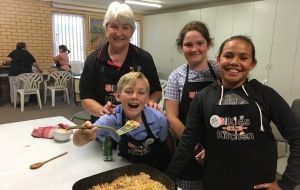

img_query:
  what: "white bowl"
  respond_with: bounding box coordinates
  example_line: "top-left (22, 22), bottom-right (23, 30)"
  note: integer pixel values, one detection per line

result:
top-left (53, 128), bottom-right (72, 142)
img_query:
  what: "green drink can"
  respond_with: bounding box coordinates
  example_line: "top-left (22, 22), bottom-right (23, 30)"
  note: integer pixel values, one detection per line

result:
top-left (103, 136), bottom-right (112, 161)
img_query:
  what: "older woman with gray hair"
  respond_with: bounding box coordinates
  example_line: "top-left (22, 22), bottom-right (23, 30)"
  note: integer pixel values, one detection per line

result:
top-left (80, 1), bottom-right (162, 123)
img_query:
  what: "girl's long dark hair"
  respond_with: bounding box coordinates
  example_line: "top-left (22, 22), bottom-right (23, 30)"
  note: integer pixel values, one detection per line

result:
top-left (59, 45), bottom-right (70, 54)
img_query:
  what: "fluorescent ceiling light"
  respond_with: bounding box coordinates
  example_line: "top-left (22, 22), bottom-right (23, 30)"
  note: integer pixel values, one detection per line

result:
top-left (125, 0), bottom-right (162, 8)
top-left (51, 2), bottom-right (106, 13)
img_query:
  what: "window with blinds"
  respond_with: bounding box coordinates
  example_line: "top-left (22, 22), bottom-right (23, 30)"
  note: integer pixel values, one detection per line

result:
top-left (131, 21), bottom-right (139, 47)
top-left (52, 13), bottom-right (85, 63)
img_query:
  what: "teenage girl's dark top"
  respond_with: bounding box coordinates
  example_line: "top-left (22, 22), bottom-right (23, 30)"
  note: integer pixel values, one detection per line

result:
top-left (80, 43), bottom-right (162, 122)
top-left (166, 79), bottom-right (300, 190)
top-left (177, 63), bottom-right (217, 180)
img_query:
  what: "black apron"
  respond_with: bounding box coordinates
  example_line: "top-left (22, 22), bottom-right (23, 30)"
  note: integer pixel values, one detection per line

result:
top-left (179, 63), bottom-right (217, 123)
top-left (118, 112), bottom-right (171, 171)
top-left (178, 63), bottom-right (217, 180)
top-left (204, 89), bottom-right (276, 190)
top-left (91, 47), bottom-right (139, 123)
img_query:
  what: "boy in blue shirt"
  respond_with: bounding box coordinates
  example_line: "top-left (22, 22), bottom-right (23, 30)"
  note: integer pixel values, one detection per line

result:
top-left (73, 72), bottom-right (172, 171)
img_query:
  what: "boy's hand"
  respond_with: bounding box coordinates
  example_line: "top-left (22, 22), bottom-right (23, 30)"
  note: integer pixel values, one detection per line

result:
top-left (79, 121), bottom-right (97, 142)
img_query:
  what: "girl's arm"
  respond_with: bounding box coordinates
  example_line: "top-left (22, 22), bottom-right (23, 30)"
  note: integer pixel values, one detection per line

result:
top-left (165, 99), bottom-right (186, 140)
top-left (53, 54), bottom-right (60, 62)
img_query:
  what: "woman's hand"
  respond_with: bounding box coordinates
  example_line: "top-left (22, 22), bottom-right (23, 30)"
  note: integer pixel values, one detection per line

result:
top-left (147, 101), bottom-right (166, 115)
top-left (148, 100), bottom-right (160, 110)
top-left (4, 57), bottom-right (12, 65)
top-left (99, 101), bottom-right (115, 116)
top-left (253, 181), bottom-right (282, 190)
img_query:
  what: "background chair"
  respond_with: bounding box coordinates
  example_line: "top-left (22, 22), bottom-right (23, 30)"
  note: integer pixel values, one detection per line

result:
top-left (159, 79), bottom-right (168, 109)
top-left (273, 98), bottom-right (300, 176)
top-left (69, 61), bottom-right (84, 104)
top-left (292, 99), bottom-right (300, 118)
top-left (160, 79), bottom-right (167, 90)
top-left (70, 60), bottom-right (84, 76)
top-left (71, 110), bottom-right (91, 124)
top-left (13, 73), bottom-right (43, 112)
top-left (44, 71), bottom-right (71, 106)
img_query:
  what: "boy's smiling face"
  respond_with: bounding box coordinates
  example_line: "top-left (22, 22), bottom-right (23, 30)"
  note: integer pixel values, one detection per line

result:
top-left (117, 78), bottom-right (149, 122)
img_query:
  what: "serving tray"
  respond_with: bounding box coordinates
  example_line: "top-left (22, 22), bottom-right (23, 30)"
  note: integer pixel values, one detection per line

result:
top-left (72, 163), bottom-right (175, 190)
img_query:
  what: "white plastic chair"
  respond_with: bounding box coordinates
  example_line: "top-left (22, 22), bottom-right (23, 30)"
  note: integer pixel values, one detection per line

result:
top-left (44, 71), bottom-right (71, 106)
top-left (160, 79), bottom-right (167, 92)
top-left (70, 60), bottom-right (84, 76)
top-left (159, 79), bottom-right (168, 109)
top-left (13, 73), bottom-right (43, 112)
top-left (71, 110), bottom-right (91, 122)
top-left (274, 99), bottom-right (300, 176)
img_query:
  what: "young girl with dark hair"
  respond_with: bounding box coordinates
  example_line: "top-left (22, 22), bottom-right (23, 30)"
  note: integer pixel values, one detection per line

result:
top-left (54, 45), bottom-right (71, 71)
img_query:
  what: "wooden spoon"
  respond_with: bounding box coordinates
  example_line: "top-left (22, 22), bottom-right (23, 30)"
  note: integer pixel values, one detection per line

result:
top-left (30, 152), bottom-right (68, 169)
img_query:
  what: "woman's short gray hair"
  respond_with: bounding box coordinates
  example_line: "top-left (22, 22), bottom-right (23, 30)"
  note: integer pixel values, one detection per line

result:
top-left (103, 1), bottom-right (136, 33)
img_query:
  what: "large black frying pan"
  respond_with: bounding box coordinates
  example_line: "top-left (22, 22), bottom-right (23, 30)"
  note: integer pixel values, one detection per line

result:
top-left (72, 163), bottom-right (176, 190)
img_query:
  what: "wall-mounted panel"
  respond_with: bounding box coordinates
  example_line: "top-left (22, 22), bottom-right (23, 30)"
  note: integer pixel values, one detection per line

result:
top-left (172, 10), bottom-right (201, 70)
top-left (201, 7), bottom-right (217, 60)
top-left (268, 0), bottom-right (300, 103)
top-left (232, 2), bottom-right (254, 36)
top-left (143, 0), bottom-right (300, 103)
top-left (250, 0), bottom-right (277, 82)
top-left (143, 13), bottom-right (174, 80)
top-left (290, 23), bottom-right (300, 102)
top-left (213, 5), bottom-right (234, 58)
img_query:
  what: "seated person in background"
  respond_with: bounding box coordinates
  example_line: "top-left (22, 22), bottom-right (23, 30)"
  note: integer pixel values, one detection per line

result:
top-left (4, 42), bottom-right (42, 104)
top-left (73, 72), bottom-right (173, 171)
top-left (53, 45), bottom-right (71, 71)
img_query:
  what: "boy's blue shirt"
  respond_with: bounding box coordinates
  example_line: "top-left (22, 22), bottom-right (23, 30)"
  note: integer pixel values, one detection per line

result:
top-left (95, 105), bottom-right (168, 143)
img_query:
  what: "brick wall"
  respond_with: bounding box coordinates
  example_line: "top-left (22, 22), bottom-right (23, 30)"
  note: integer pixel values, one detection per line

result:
top-left (0, 0), bottom-right (144, 71)
top-left (0, 0), bottom-right (52, 71)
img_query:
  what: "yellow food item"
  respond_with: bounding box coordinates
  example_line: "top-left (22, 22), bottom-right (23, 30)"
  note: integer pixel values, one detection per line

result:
top-left (55, 128), bottom-right (71, 133)
top-left (124, 120), bottom-right (140, 130)
top-left (89, 172), bottom-right (168, 190)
